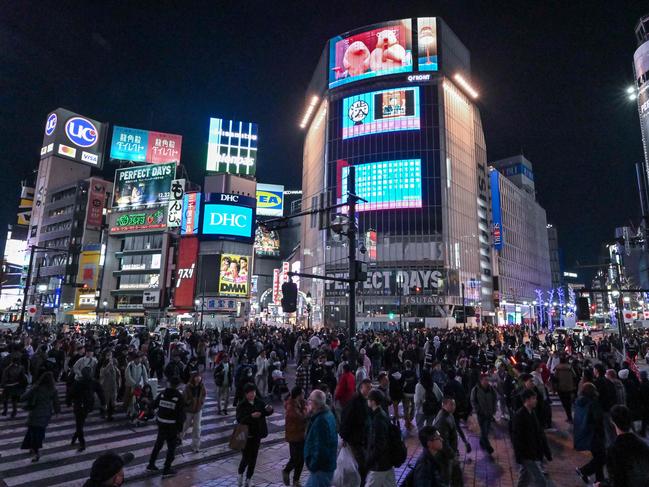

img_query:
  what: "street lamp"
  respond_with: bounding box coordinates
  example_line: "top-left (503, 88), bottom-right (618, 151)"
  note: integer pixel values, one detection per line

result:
top-left (102, 300), bottom-right (108, 326)
top-left (306, 292), bottom-right (312, 329)
top-left (194, 299), bottom-right (202, 330)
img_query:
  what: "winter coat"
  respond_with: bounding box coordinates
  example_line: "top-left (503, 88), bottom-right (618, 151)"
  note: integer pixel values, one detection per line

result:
top-left (366, 407), bottom-right (393, 472)
top-left (573, 395), bottom-right (604, 452)
top-left (334, 371), bottom-right (356, 407)
top-left (213, 361), bottom-right (233, 387)
top-left (340, 393), bottom-right (370, 447)
top-left (594, 376), bottom-right (617, 412)
top-left (183, 382), bottom-right (206, 414)
top-left (412, 450), bottom-right (446, 487)
top-left (236, 397), bottom-right (272, 439)
top-left (71, 378), bottom-right (105, 414)
top-left (284, 397), bottom-right (307, 443)
top-left (125, 361), bottom-right (148, 388)
top-left (606, 432), bottom-right (649, 487)
top-left (554, 363), bottom-right (576, 393)
top-left (512, 407), bottom-right (551, 463)
top-left (100, 363), bottom-right (120, 401)
top-left (470, 384), bottom-right (497, 419)
top-left (21, 385), bottom-right (60, 428)
top-left (304, 408), bottom-right (337, 473)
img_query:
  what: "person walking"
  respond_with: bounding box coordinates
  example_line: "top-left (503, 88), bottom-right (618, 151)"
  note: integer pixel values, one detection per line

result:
top-left (71, 367), bottom-right (105, 452)
top-left (283, 386), bottom-right (307, 487)
top-left (554, 355), bottom-right (576, 423)
top-left (147, 376), bottom-right (185, 477)
top-left (124, 352), bottom-right (149, 417)
top-left (401, 360), bottom-right (418, 430)
top-left (182, 371), bottom-right (206, 453)
top-left (512, 389), bottom-right (552, 487)
top-left (72, 347), bottom-right (98, 381)
top-left (365, 389), bottom-right (396, 487)
top-left (304, 389), bottom-right (337, 487)
top-left (434, 397), bottom-right (470, 487)
top-left (470, 372), bottom-right (497, 454)
top-left (2, 355), bottom-right (27, 418)
top-left (20, 371), bottom-right (60, 462)
top-left (408, 426), bottom-right (446, 487)
top-left (255, 350), bottom-right (269, 398)
top-left (99, 352), bottom-right (120, 421)
top-left (415, 369), bottom-right (443, 430)
top-left (236, 383), bottom-right (274, 487)
top-left (340, 378), bottom-right (372, 481)
top-left (213, 352), bottom-right (233, 415)
top-left (574, 383), bottom-right (605, 484)
top-left (333, 362), bottom-right (355, 416)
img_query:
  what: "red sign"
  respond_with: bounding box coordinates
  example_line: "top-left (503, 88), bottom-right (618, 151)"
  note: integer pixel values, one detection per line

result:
top-left (174, 236), bottom-right (199, 308)
top-left (85, 178), bottom-right (107, 230)
top-left (273, 268), bottom-right (281, 305)
top-left (147, 131), bottom-right (182, 164)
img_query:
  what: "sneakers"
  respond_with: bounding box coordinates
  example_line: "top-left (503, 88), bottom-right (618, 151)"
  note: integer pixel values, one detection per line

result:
top-left (244, 478), bottom-right (253, 487)
top-left (238, 474), bottom-right (244, 487)
top-left (162, 469), bottom-right (177, 478)
top-left (282, 470), bottom-right (290, 486)
top-left (146, 464), bottom-right (159, 472)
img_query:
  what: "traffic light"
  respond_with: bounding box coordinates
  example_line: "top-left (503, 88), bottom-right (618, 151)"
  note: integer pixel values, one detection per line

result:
top-left (281, 282), bottom-right (298, 313)
top-left (576, 297), bottom-right (590, 320)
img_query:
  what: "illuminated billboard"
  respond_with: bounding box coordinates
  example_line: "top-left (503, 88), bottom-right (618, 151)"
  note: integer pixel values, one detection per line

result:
top-left (112, 162), bottom-right (175, 209)
top-left (254, 226), bottom-right (280, 257)
top-left (416, 18), bottom-right (438, 71)
top-left (181, 192), bottom-right (201, 236)
top-left (174, 236), bottom-right (199, 308)
top-left (219, 254), bottom-right (250, 296)
top-left (201, 193), bottom-right (255, 242)
top-left (329, 19), bottom-right (413, 89)
top-left (256, 183), bottom-right (284, 217)
top-left (206, 118), bottom-right (258, 176)
top-left (338, 159), bottom-right (422, 211)
top-left (342, 87), bottom-right (420, 139)
top-left (110, 126), bottom-right (182, 165)
top-left (110, 207), bottom-right (166, 233)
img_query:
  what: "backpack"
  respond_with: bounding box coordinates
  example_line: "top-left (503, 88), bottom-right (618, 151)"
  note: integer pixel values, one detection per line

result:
top-left (422, 387), bottom-right (440, 416)
top-left (388, 422), bottom-right (408, 467)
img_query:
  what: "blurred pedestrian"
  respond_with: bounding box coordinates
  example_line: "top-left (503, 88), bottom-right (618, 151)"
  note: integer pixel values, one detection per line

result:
top-left (304, 389), bottom-right (337, 487)
top-left (20, 371), bottom-right (60, 462)
top-left (283, 386), bottom-right (307, 486)
top-left (574, 383), bottom-right (605, 484)
top-left (182, 371), bottom-right (206, 453)
top-left (71, 367), bottom-right (105, 452)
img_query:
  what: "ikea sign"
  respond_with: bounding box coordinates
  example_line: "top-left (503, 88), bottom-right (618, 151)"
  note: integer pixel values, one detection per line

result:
top-left (256, 183), bottom-right (284, 217)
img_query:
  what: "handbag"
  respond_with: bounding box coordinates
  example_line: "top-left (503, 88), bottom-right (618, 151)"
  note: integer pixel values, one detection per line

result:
top-left (229, 423), bottom-right (249, 451)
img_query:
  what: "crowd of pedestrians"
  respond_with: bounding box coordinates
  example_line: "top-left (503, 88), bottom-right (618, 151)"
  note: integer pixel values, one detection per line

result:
top-left (2, 323), bottom-right (649, 486)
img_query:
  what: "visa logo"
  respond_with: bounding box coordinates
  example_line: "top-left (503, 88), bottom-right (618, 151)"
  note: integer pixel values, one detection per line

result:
top-left (257, 191), bottom-right (282, 208)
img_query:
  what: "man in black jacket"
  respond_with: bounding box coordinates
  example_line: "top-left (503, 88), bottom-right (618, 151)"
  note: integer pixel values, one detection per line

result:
top-left (213, 352), bottom-right (233, 414)
top-left (512, 389), bottom-right (552, 487)
top-left (147, 376), bottom-right (185, 477)
top-left (340, 378), bottom-right (372, 480)
top-left (593, 364), bottom-right (617, 447)
top-left (365, 389), bottom-right (396, 486)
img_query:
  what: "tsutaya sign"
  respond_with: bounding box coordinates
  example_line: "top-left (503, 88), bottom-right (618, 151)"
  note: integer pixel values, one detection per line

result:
top-left (326, 268), bottom-right (456, 296)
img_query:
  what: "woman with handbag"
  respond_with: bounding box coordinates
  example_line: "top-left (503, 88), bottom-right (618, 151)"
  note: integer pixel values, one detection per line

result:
top-left (20, 371), bottom-right (60, 462)
top-left (235, 382), bottom-right (273, 487)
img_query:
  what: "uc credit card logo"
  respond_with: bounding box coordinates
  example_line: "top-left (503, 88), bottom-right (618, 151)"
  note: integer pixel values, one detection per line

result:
top-left (65, 117), bottom-right (98, 148)
top-left (257, 191), bottom-right (282, 209)
top-left (45, 113), bottom-right (57, 136)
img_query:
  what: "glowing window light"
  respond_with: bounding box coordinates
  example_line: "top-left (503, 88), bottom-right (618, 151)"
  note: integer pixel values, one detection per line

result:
top-left (453, 73), bottom-right (479, 99)
top-left (299, 95), bottom-right (320, 129)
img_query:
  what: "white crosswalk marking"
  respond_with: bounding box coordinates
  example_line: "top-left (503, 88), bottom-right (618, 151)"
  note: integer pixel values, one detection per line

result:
top-left (0, 383), bottom-right (285, 487)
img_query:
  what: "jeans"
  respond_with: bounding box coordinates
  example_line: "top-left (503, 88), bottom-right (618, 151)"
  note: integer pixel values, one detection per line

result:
top-left (216, 385), bottom-right (230, 413)
top-left (477, 415), bottom-right (493, 451)
top-left (182, 410), bottom-right (202, 450)
top-left (365, 469), bottom-right (396, 487)
top-left (517, 460), bottom-right (548, 487)
top-left (284, 441), bottom-right (305, 482)
top-left (306, 470), bottom-right (334, 487)
top-left (149, 424), bottom-right (178, 470)
top-left (239, 436), bottom-right (261, 479)
top-left (73, 408), bottom-right (88, 446)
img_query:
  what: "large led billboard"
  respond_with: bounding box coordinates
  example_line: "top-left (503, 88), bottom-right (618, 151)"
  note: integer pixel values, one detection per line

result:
top-left (181, 192), bottom-right (201, 236)
top-left (342, 87), bottom-right (420, 139)
top-left (206, 118), bottom-right (258, 176)
top-left (219, 254), bottom-right (250, 296)
top-left (338, 159), bottom-right (422, 211)
top-left (112, 162), bottom-right (176, 209)
top-left (40, 108), bottom-right (107, 168)
top-left (416, 18), bottom-right (438, 71)
top-left (328, 19), bottom-right (413, 89)
top-left (254, 226), bottom-right (280, 257)
top-left (256, 183), bottom-right (284, 217)
top-left (201, 193), bottom-right (255, 242)
top-left (110, 126), bottom-right (182, 165)
top-left (110, 207), bottom-right (167, 233)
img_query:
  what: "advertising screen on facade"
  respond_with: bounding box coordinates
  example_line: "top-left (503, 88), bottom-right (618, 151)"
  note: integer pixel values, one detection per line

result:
top-left (110, 207), bottom-right (166, 233)
top-left (219, 254), bottom-right (250, 296)
top-left (338, 159), bottom-right (422, 211)
top-left (416, 18), bottom-right (438, 71)
top-left (256, 183), bottom-right (284, 216)
top-left (206, 118), bottom-right (258, 176)
top-left (166, 178), bottom-right (185, 228)
top-left (74, 245), bottom-right (101, 310)
top-left (201, 193), bottom-right (255, 242)
top-left (112, 162), bottom-right (175, 209)
top-left (40, 108), bottom-right (107, 168)
top-left (110, 126), bottom-right (182, 165)
top-left (85, 178), bottom-right (107, 231)
top-left (254, 226), bottom-right (280, 257)
top-left (490, 170), bottom-right (504, 250)
top-left (342, 87), bottom-right (420, 139)
top-left (181, 192), bottom-right (201, 235)
top-left (329, 19), bottom-right (413, 89)
top-left (174, 236), bottom-right (199, 308)
top-left (325, 268), bottom-right (458, 297)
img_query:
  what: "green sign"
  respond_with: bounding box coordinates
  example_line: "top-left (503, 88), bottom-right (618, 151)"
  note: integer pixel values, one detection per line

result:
top-left (110, 208), bottom-right (166, 233)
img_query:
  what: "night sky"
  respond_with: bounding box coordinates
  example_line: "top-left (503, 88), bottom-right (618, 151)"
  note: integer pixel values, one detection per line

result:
top-left (1, 0), bottom-right (647, 277)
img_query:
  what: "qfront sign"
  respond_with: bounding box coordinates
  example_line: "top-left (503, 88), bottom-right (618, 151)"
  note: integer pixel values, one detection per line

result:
top-left (200, 193), bottom-right (255, 242)
top-left (40, 108), bottom-right (107, 168)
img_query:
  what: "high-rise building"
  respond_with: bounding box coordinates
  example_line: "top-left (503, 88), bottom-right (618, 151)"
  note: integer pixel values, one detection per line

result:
top-left (489, 155), bottom-right (552, 324)
top-left (299, 18), bottom-right (493, 328)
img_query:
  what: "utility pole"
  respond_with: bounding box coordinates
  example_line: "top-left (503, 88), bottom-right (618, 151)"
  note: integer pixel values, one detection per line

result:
top-left (18, 245), bottom-right (37, 330)
top-left (461, 282), bottom-right (466, 331)
top-left (347, 166), bottom-right (357, 340)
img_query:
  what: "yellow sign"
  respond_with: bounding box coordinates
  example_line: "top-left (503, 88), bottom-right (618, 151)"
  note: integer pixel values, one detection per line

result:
top-left (218, 254), bottom-right (250, 297)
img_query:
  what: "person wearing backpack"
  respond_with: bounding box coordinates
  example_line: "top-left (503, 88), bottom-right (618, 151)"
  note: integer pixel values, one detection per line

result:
top-left (415, 369), bottom-right (443, 430)
top-left (365, 389), bottom-right (397, 487)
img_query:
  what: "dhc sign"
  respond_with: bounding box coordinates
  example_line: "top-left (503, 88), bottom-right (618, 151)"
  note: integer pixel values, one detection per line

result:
top-left (202, 203), bottom-right (254, 240)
